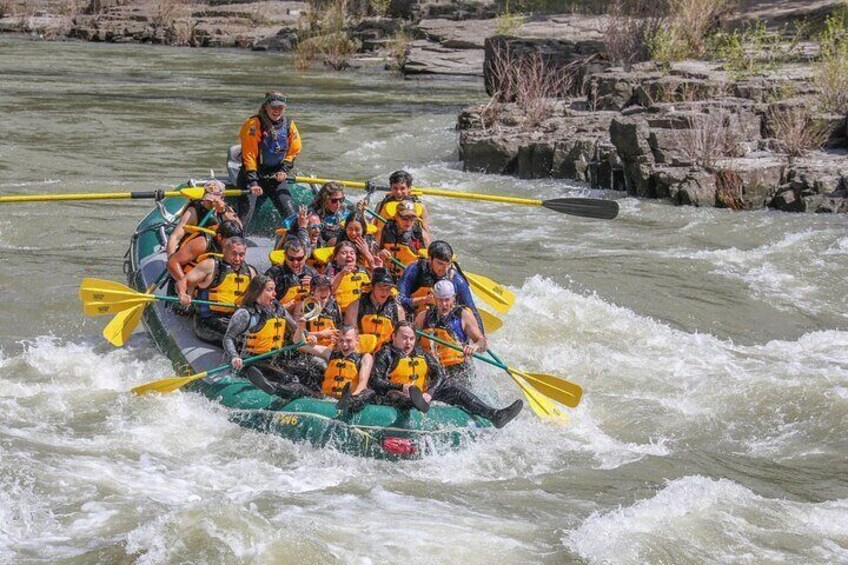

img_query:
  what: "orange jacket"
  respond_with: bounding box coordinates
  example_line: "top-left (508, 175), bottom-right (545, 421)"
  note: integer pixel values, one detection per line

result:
top-left (238, 116), bottom-right (301, 175)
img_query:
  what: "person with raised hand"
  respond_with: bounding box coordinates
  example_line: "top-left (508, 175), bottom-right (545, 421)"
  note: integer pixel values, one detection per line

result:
top-left (302, 274), bottom-right (342, 347)
top-left (326, 240), bottom-right (372, 314)
top-left (237, 91), bottom-right (302, 222)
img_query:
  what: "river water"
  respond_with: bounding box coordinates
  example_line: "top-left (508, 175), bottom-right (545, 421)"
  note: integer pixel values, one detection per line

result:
top-left (1, 36), bottom-right (847, 563)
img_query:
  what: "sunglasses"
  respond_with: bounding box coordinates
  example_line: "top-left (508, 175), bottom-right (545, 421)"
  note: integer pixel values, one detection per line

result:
top-left (286, 254), bottom-right (306, 262)
top-left (308, 223), bottom-right (322, 229)
top-left (328, 197), bottom-right (345, 203)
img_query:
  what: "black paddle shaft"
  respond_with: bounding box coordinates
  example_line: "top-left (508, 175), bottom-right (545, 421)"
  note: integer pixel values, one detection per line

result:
top-left (541, 198), bottom-right (619, 220)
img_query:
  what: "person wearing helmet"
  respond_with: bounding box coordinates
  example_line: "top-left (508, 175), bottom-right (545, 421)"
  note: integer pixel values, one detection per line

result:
top-left (237, 91), bottom-right (302, 223)
top-left (397, 240), bottom-right (482, 329)
top-left (415, 279), bottom-right (487, 383)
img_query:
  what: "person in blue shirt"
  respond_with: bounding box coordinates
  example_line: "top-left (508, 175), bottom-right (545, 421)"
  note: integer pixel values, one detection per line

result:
top-left (397, 240), bottom-right (481, 329)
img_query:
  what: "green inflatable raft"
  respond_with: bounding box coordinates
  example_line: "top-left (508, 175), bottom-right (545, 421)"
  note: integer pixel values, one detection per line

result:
top-left (125, 179), bottom-right (494, 460)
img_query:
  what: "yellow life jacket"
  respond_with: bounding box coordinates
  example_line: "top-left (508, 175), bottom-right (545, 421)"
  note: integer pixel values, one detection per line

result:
top-left (389, 356), bottom-right (428, 392)
top-left (244, 316), bottom-right (287, 354)
top-left (199, 259), bottom-right (252, 316)
top-left (410, 286), bottom-right (433, 315)
top-left (360, 313), bottom-right (394, 351)
top-left (423, 327), bottom-right (466, 367)
top-left (307, 315), bottom-right (336, 347)
top-left (280, 284), bottom-right (309, 304)
top-left (382, 243), bottom-right (420, 274)
top-left (335, 270), bottom-right (371, 312)
top-left (322, 353), bottom-right (360, 398)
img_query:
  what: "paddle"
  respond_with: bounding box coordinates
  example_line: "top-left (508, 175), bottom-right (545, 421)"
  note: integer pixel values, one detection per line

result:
top-left (416, 330), bottom-right (582, 409)
top-left (80, 278), bottom-right (237, 314)
top-left (485, 349), bottom-right (567, 422)
top-left (131, 341), bottom-right (306, 395)
top-left (295, 176), bottom-right (619, 220)
top-left (100, 206), bottom-right (221, 346)
top-left (0, 187), bottom-right (248, 204)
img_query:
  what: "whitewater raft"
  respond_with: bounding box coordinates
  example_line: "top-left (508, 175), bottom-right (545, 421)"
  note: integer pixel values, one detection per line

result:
top-left (126, 180), bottom-right (493, 460)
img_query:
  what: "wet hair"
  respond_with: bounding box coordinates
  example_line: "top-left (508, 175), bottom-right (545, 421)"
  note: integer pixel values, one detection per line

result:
top-left (392, 320), bottom-right (415, 336)
top-left (428, 240), bottom-right (453, 262)
top-left (338, 324), bottom-right (358, 336)
top-left (217, 220), bottom-right (244, 240)
top-left (310, 181), bottom-right (345, 212)
top-left (241, 274), bottom-right (273, 308)
top-left (389, 170), bottom-right (413, 188)
top-left (283, 238), bottom-right (306, 255)
top-left (225, 236), bottom-right (247, 250)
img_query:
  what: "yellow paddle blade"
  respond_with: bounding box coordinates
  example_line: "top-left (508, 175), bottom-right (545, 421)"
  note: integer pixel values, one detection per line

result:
top-left (184, 224), bottom-right (216, 235)
top-left (513, 369), bottom-right (582, 408)
top-left (366, 222), bottom-right (378, 235)
top-left (269, 249), bottom-right (285, 265)
top-left (510, 372), bottom-right (569, 424)
top-left (103, 302), bottom-right (147, 347)
top-left (478, 309), bottom-right (503, 333)
top-left (466, 271), bottom-right (514, 314)
top-left (312, 246), bottom-right (334, 263)
top-left (359, 334), bottom-right (378, 354)
top-left (80, 277), bottom-right (136, 297)
top-left (179, 187), bottom-right (206, 200)
top-left (83, 298), bottom-right (154, 316)
top-left (79, 287), bottom-right (148, 304)
top-left (131, 370), bottom-right (209, 395)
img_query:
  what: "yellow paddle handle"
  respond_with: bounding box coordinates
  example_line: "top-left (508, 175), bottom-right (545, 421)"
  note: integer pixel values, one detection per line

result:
top-left (295, 177), bottom-right (544, 207)
top-left (184, 224), bottom-right (217, 236)
top-left (0, 188), bottom-right (242, 204)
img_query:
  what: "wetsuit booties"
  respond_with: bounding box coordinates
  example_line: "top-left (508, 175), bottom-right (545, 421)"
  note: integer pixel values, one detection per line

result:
top-left (408, 386), bottom-right (430, 413)
top-left (490, 399), bottom-right (523, 429)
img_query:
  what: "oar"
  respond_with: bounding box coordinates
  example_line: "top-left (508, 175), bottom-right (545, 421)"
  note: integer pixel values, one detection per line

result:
top-left (0, 187), bottom-right (248, 204)
top-left (131, 341), bottom-right (306, 395)
top-left (485, 349), bottom-right (566, 421)
top-left (296, 176), bottom-right (619, 220)
top-left (416, 330), bottom-right (582, 409)
top-left (101, 205), bottom-right (220, 346)
top-left (80, 278), bottom-right (237, 314)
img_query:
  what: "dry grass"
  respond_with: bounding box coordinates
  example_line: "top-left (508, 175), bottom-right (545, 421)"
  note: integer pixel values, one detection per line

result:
top-left (487, 42), bottom-right (574, 129)
top-left (674, 110), bottom-right (736, 171)
top-left (649, 0), bottom-right (734, 65)
top-left (767, 106), bottom-right (830, 158)
top-left (715, 168), bottom-right (745, 210)
top-left (388, 28), bottom-right (412, 71)
top-left (294, 0), bottom-right (360, 70)
top-left (603, 0), bottom-right (666, 67)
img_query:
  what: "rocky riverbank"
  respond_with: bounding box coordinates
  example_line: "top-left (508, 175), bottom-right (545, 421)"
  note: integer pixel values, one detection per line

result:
top-left (458, 55), bottom-right (848, 212)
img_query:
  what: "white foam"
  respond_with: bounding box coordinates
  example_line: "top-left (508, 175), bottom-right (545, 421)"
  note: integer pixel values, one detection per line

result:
top-left (566, 475), bottom-right (848, 564)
